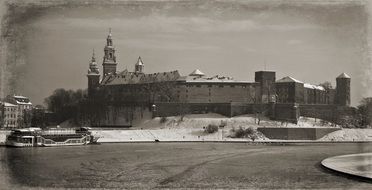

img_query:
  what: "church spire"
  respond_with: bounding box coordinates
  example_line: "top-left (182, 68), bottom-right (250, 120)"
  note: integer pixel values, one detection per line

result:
top-left (135, 56), bottom-right (144, 73)
top-left (88, 49), bottom-right (99, 75)
top-left (87, 48), bottom-right (100, 97)
top-left (102, 28), bottom-right (117, 75)
top-left (107, 28), bottom-right (113, 46)
top-left (91, 48), bottom-right (96, 62)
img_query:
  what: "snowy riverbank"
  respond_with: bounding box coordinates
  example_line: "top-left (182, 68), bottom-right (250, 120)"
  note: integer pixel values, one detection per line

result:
top-left (2, 114), bottom-right (372, 145)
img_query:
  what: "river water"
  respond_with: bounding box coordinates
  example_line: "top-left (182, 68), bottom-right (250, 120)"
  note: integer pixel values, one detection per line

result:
top-left (0, 142), bottom-right (372, 189)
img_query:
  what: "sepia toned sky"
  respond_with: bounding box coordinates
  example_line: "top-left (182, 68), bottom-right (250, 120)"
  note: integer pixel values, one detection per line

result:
top-left (3, 0), bottom-right (369, 105)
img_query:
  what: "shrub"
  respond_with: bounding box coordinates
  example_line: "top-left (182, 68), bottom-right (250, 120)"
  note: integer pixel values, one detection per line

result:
top-left (160, 116), bottom-right (167, 124)
top-left (231, 126), bottom-right (255, 138)
top-left (205, 124), bottom-right (219, 134)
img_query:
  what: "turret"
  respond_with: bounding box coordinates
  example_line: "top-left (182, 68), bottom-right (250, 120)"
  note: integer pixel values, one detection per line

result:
top-left (134, 56), bottom-right (144, 73)
top-left (335, 73), bottom-right (351, 106)
top-left (87, 50), bottom-right (100, 97)
top-left (102, 28), bottom-right (118, 76)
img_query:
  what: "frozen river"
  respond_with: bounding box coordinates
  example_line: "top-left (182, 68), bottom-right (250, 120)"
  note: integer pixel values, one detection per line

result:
top-left (1, 142), bottom-right (372, 189)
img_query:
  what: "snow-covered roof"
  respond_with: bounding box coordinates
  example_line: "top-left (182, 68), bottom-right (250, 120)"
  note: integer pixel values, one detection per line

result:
top-left (276, 76), bottom-right (303, 83)
top-left (304, 83), bottom-right (325, 91)
top-left (13, 96), bottom-right (32, 105)
top-left (3, 102), bottom-right (17, 107)
top-left (337, 73), bottom-right (351, 79)
top-left (177, 74), bottom-right (251, 84)
top-left (13, 95), bottom-right (28, 99)
top-left (189, 69), bottom-right (205, 76)
top-left (101, 70), bottom-right (181, 85)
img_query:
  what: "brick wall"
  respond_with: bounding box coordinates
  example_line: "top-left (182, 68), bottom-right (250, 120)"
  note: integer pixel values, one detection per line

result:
top-left (230, 103), bottom-right (270, 117)
top-left (299, 104), bottom-right (336, 121)
top-left (178, 83), bottom-right (259, 103)
top-left (153, 102), bottom-right (232, 117)
top-left (271, 103), bottom-right (299, 123)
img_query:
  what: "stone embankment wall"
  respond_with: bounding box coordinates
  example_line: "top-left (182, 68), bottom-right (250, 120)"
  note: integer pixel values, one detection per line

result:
top-left (257, 127), bottom-right (340, 140)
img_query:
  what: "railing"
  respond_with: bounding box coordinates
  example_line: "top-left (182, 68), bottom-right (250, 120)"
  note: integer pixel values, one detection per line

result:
top-left (37, 135), bottom-right (89, 146)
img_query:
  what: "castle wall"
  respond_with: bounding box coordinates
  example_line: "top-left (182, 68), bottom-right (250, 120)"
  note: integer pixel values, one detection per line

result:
top-left (80, 102), bottom-right (152, 127)
top-left (299, 104), bottom-right (356, 123)
top-left (270, 103), bottom-right (299, 123)
top-left (178, 83), bottom-right (259, 103)
top-left (153, 102), bottom-right (232, 117)
top-left (230, 103), bottom-right (270, 117)
top-left (276, 82), bottom-right (296, 103)
top-left (153, 102), bottom-right (275, 118)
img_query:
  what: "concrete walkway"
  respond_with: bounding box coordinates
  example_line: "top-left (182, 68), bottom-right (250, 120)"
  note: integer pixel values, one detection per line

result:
top-left (321, 153), bottom-right (372, 180)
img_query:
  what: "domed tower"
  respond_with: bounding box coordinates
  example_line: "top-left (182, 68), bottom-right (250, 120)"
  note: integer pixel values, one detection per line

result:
top-left (87, 50), bottom-right (100, 97)
top-left (134, 56), bottom-right (144, 73)
top-left (102, 28), bottom-right (118, 76)
top-left (335, 73), bottom-right (351, 106)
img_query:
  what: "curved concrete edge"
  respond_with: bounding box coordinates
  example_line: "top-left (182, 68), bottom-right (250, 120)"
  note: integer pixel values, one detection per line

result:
top-left (321, 153), bottom-right (372, 180)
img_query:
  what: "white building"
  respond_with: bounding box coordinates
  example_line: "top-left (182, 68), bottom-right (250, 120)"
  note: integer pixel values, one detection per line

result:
top-left (1, 95), bottom-right (33, 128)
top-left (0, 102), bottom-right (19, 128)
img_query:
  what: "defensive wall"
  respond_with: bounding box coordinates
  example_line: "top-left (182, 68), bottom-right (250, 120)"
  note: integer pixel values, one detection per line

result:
top-left (153, 102), bottom-right (353, 124)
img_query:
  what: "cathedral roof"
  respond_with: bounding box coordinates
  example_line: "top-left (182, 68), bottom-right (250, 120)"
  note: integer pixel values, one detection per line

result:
top-left (189, 69), bottom-right (205, 76)
top-left (100, 70), bottom-right (181, 85)
top-left (276, 76), bottom-right (303, 83)
top-left (337, 73), bottom-right (351, 79)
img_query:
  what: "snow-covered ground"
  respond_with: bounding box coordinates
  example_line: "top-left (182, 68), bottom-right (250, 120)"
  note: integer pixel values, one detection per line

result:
top-left (93, 113), bottom-right (341, 143)
top-left (2, 114), bottom-right (370, 144)
top-left (136, 113), bottom-right (337, 130)
top-left (319, 129), bottom-right (372, 141)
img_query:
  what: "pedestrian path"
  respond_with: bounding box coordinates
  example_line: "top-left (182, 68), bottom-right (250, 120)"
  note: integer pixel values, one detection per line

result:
top-left (321, 152), bottom-right (372, 180)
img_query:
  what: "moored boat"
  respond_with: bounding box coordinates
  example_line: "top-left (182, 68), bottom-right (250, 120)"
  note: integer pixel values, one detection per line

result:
top-left (5, 127), bottom-right (99, 147)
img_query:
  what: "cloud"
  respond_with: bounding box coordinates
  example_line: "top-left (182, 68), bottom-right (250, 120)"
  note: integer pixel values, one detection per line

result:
top-left (119, 38), bottom-right (220, 51)
top-left (287, 39), bottom-right (303, 45)
top-left (33, 14), bottom-right (320, 35)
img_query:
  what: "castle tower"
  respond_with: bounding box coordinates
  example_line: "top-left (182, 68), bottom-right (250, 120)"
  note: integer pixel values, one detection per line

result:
top-left (102, 28), bottom-right (117, 76)
top-left (335, 73), bottom-right (351, 106)
top-left (255, 71), bottom-right (276, 103)
top-left (87, 50), bottom-right (100, 97)
top-left (134, 56), bottom-right (144, 73)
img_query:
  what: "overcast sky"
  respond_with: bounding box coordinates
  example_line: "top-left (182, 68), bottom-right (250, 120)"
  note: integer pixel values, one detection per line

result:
top-left (11, 1), bottom-right (368, 105)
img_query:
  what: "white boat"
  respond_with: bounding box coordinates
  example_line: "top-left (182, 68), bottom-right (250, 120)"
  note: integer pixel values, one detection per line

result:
top-left (5, 127), bottom-right (99, 147)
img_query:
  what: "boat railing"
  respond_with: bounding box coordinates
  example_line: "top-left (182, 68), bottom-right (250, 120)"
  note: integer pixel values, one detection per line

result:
top-left (41, 128), bottom-right (76, 136)
top-left (37, 135), bottom-right (89, 145)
